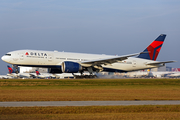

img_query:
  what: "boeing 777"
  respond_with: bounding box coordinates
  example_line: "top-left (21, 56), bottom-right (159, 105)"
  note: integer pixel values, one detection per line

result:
top-left (1, 34), bottom-right (175, 78)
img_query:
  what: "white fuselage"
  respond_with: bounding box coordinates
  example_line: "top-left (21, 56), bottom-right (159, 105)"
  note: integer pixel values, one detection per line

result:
top-left (1, 50), bottom-right (163, 73)
top-left (0, 75), bottom-right (13, 79)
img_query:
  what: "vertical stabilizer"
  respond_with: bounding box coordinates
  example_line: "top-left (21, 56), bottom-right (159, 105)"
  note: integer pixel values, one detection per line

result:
top-left (7, 66), bottom-right (14, 74)
top-left (36, 70), bottom-right (40, 75)
top-left (137, 34), bottom-right (166, 61)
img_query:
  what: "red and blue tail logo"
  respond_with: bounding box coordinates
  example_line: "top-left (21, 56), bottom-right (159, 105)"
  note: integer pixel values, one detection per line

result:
top-left (36, 70), bottom-right (40, 75)
top-left (137, 34), bottom-right (166, 61)
top-left (7, 66), bottom-right (14, 74)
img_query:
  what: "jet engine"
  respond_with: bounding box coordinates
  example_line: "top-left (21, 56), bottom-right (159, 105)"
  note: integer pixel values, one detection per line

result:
top-left (61, 61), bottom-right (82, 73)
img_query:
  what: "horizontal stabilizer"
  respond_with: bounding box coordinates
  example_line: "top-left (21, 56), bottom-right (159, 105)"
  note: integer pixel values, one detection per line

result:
top-left (146, 61), bottom-right (176, 65)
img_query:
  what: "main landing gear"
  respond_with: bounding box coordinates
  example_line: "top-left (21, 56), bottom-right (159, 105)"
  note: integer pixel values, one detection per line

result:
top-left (12, 65), bottom-right (19, 74)
top-left (73, 69), bottom-right (97, 79)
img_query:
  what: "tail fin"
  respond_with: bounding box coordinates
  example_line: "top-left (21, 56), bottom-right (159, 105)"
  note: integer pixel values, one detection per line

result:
top-left (137, 34), bottom-right (166, 61)
top-left (7, 65), bottom-right (14, 74)
top-left (36, 70), bottom-right (40, 75)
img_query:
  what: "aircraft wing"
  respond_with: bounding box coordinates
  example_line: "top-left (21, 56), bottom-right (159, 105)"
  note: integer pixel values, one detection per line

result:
top-left (7, 73), bottom-right (17, 77)
top-left (29, 73), bottom-right (36, 78)
top-left (146, 61), bottom-right (176, 66)
top-left (81, 53), bottom-right (141, 66)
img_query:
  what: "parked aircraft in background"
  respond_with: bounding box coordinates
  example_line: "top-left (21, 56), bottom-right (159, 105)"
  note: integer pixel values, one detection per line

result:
top-left (31, 70), bottom-right (75, 79)
top-left (7, 66), bottom-right (35, 78)
top-left (7, 66), bottom-right (54, 79)
top-left (7, 65), bottom-right (74, 79)
top-left (53, 73), bottom-right (74, 79)
top-left (150, 71), bottom-right (172, 78)
top-left (33, 70), bottom-right (55, 79)
top-left (1, 34), bottom-right (175, 78)
top-left (0, 75), bottom-right (13, 79)
top-left (167, 72), bottom-right (180, 78)
top-left (127, 71), bottom-right (148, 78)
top-left (126, 68), bottom-right (174, 78)
top-left (36, 70), bottom-right (77, 79)
top-left (167, 68), bottom-right (180, 78)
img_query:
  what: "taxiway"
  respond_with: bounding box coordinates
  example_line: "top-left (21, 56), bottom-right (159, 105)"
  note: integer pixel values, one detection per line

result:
top-left (1, 101), bottom-right (180, 107)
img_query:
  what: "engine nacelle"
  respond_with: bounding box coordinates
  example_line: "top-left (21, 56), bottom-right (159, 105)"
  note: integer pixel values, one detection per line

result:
top-left (61, 61), bottom-right (82, 73)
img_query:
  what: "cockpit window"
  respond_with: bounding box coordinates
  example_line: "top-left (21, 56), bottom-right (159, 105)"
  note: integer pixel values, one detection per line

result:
top-left (5, 54), bottom-right (11, 56)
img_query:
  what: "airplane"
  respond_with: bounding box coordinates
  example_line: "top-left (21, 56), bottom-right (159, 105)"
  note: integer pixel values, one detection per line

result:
top-left (146, 68), bottom-right (180, 78)
top-left (34, 70), bottom-right (75, 79)
top-left (53, 73), bottom-right (74, 79)
top-left (0, 75), bottom-right (13, 79)
top-left (33, 70), bottom-right (55, 79)
top-left (1, 34), bottom-right (175, 78)
top-left (127, 71), bottom-right (172, 78)
top-left (7, 65), bottom-right (35, 78)
top-left (7, 65), bottom-right (73, 79)
top-left (126, 71), bottom-right (149, 78)
top-left (149, 71), bottom-right (173, 78)
top-left (7, 65), bottom-right (55, 79)
top-left (167, 72), bottom-right (180, 78)
top-left (37, 70), bottom-right (76, 79)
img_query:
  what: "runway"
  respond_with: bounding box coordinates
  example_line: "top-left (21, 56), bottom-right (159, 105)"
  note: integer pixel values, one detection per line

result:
top-left (1, 101), bottom-right (180, 107)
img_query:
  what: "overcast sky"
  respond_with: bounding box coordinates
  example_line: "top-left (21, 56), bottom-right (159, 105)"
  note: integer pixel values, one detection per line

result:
top-left (0, 0), bottom-right (180, 74)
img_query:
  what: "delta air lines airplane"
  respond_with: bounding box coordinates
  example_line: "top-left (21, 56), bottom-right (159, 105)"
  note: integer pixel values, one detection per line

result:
top-left (7, 65), bottom-right (36, 78)
top-left (1, 34), bottom-right (175, 77)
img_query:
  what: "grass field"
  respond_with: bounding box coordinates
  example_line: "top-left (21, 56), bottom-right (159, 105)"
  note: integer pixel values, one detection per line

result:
top-left (1, 105), bottom-right (180, 120)
top-left (1, 78), bottom-right (180, 119)
top-left (0, 79), bottom-right (180, 101)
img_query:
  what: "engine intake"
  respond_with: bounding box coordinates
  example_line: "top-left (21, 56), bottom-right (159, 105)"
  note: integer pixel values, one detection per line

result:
top-left (61, 61), bottom-right (82, 73)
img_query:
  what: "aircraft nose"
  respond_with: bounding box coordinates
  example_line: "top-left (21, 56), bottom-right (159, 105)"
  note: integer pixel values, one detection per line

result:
top-left (1, 55), bottom-right (10, 63)
top-left (1, 56), bottom-right (5, 61)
